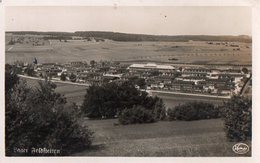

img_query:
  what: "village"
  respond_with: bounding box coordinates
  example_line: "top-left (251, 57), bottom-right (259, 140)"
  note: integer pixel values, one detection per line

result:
top-left (12, 59), bottom-right (251, 97)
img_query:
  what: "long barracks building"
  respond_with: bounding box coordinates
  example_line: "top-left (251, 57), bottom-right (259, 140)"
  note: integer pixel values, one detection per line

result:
top-left (128, 63), bottom-right (175, 73)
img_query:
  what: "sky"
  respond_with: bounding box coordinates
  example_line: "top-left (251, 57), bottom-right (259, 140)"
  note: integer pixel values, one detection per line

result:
top-left (5, 6), bottom-right (251, 36)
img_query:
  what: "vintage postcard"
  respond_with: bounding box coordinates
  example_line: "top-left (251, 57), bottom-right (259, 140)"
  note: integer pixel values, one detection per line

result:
top-left (1, 0), bottom-right (260, 163)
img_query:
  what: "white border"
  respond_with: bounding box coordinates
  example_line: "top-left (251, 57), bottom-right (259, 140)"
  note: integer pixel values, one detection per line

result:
top-left (1, 0), bottom-right (260, 163)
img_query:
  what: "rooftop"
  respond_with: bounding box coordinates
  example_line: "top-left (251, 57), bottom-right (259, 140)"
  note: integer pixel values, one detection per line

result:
top-left (129, 63), bottom-right (175, 70)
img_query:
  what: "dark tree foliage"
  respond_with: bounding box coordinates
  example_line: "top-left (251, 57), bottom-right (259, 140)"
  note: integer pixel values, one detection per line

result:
top-left (24, 64), bottom-right (35, 76)
top-left (8, 40), bottom-right (15, 45)
top-left (5, 74), bottom-right (93, 156)
top-left (152, 98), bottom-right (167, 121)
top-left (90, 60), bottom-right (96, 67)
top-left (150, 70), bottom-right (160, 77)
top-left (5, 64), bottom-right (19, 93)
top-left (167, 101), bottom-right (219, 121)
top-left (128, 77), bottom-right (146, 89)
top-left (60, 73), bottom-right (66, 81)
top-left (241, 67), bottom-right (249, 74)
top-left (81, 81), bottom-right (166, 121)
top-left (222, 96), bottom-right (252, 141)
top-left (8, 31), bottom-right (251, 42)
top-left (69, 73), bottom-right (77, 82)
top-left (119, 105), bottom-right (156, 125)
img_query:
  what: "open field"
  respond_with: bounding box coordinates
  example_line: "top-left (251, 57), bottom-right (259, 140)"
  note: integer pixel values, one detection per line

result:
top-left (74, 118), bottom-right (251, 156)
top-left (153, 92), bottom-right (226, 108)
top-left (24, 78), bottom-right (88, 105)
top-left (6, 34), bottom-right (251, 65)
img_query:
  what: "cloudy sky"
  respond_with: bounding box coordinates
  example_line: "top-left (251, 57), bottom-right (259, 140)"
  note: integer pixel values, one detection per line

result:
top-left (5, 6), bottom-right (251, 36)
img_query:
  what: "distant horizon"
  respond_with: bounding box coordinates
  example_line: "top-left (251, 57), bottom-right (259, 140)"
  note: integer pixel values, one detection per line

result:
top-left (5, 30), bottom-right (252, 37)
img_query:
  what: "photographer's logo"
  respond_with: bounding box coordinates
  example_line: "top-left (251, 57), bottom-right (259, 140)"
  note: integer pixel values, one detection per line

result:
top-left (232, 143), bottom-right (249, 154)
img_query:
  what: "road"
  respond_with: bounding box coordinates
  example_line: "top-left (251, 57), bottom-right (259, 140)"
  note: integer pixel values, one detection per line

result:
top-left (7, 46), bottom-right (13, 51)
top-left (147, 90), bottom-right (231, 99)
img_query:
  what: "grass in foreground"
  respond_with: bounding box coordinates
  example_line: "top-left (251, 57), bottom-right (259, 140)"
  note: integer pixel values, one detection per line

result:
top-left (74, 118), bottom-right (251, 156)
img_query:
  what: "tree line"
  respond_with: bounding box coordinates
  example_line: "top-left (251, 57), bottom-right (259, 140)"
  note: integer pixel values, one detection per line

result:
top-left (6, 31), bottom-right (252, 43)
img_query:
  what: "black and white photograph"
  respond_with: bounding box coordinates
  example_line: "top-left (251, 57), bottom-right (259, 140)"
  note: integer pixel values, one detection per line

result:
top-left (1, 0), bottom-right (260, 162)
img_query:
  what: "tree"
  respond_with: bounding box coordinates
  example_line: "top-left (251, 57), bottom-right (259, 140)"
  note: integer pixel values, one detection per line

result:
top-left (153, 98), bottom-right (166, 120)
top-left (90, 60), bottom-right (96, 67)
top-left (69, 73), bottom-right (77, 82)
top-left (128, 77), bottom-right (146, 89)
top-left (8, 39), bottom-right (15, 45)
top-left (81, 83), bottom-right (120, 118)
top-left (33, 58), bottom-right (38, 65)
top-left (5, 64), bottom-right (19, 93)
top-left (222, 96), bottom-right (251, 141)
top-left (150, 70), bottom-right (160, 77)
top-left (60, 73), bottom-right (66, 81)
top-left (81, 81), bottom-right (166, 121)
top-left (5, 75), bottom-right (93, 156)
top-left (241, 67), bottom-right (249, 74)
top-left (24, 64), bottom-right (35, 76)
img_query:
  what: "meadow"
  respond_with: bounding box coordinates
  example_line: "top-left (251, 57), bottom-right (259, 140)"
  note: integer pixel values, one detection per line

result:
top-left (6, 34), bottom-right (251, 65)
top-left (75, 118), bottom-right (251, 156)
top-left (15, 78), bottom-right (252, 156)
top-left (24, 78), bottom-right (87, 105)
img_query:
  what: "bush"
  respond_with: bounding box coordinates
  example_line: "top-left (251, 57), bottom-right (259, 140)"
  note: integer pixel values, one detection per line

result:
top-left (5, 77), bottom-right (93, 156)
top-left (167, 101), bottom-right (220, 121)
top-left (119, 105), bottom-right (156, 125)
top-left (222, 96), bottom-right (251, 141)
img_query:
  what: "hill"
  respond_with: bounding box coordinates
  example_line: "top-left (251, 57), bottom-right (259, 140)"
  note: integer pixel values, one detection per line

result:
top-left (6, 31), bottom-right (252, 43)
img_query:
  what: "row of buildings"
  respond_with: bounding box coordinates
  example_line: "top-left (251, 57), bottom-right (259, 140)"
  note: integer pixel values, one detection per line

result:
top-left (17, 60), bottom-right (251, 96)
top-left (128, 63), bottom-right (249, 96)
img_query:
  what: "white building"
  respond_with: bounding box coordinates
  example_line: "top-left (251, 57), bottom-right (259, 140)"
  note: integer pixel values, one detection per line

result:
top-left (128, 63), bottom-right (175, 72)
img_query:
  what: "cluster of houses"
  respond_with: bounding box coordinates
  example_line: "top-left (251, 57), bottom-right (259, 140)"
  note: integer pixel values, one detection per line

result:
top-left (30, 61), bottom-right (126, 85)
top-left (128, 63), bottom-right (250, 96)
top-left (16, 60), bottom-right (250, 96)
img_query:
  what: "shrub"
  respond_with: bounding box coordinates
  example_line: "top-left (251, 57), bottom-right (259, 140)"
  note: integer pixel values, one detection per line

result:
top-left (167, 101), bottom-right (220, 121)
top-left (222, 96), bottom-right (251, 141)
top-left (118, 105), bottom-right (156, 125)
top-left (5, 77), bottom-right (93, 156)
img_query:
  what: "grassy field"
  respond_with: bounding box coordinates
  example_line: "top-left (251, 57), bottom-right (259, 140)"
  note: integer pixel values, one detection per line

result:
top-left (153, 92), bottom-right (226, 108)
top-left (21, 78), bottom-right (250, 157)
top-left (6, 34), bottom-right (251, 65)
top-left (24, 78), bottom-right (88, 105)
top-left (74, 118), bottom-right (251, 156)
